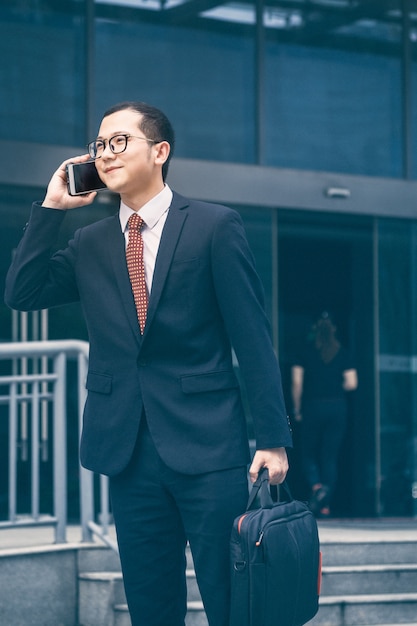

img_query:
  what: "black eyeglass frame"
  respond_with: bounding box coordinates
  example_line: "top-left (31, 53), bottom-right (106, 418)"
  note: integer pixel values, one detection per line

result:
top-left (87, 133), bottom-right (158, 159)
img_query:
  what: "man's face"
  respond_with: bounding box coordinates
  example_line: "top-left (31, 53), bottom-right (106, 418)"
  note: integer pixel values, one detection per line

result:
top-left (94, 108), bottom-right (160, 197)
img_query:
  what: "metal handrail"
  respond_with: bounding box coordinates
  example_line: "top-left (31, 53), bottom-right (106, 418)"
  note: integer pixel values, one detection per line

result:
top-left (0, 340), bottom-right (103, 545)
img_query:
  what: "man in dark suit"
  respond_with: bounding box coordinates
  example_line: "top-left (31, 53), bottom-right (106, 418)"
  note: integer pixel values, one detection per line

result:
top-left (5, 101), bottom-right (292, 626)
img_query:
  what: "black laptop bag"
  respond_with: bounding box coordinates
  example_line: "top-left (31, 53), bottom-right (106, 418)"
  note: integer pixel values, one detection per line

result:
top-left (230, 468), bottom-right (321, 626)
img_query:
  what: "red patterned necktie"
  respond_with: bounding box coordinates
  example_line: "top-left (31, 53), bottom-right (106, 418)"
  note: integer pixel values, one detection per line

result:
top-left (126, 213), bottom-right (148, 334)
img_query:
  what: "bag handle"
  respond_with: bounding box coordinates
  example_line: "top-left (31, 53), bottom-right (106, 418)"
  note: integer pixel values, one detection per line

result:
top-left (246, 467), bottom-right (294, 511)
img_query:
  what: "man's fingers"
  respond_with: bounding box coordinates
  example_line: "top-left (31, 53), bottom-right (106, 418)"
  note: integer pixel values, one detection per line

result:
top-left (249, 448), bottom-right (289, 484)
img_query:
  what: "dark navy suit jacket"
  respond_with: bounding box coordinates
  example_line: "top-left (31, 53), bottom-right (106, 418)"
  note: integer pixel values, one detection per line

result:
top-left (5, 192), bottom-right (292, 476)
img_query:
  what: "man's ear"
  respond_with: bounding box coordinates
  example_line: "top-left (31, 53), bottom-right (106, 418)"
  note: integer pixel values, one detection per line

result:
top-left (154, 141), bottom-right (170, 166)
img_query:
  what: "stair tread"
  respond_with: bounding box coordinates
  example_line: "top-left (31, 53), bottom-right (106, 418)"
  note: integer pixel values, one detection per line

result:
top-left (323, 563), bottom-right (417, 573)
top-left (187, 601), bottom-right (204, 610)
top-left (114, 600), bottom-right (205, 611)
top-left (81, 563), bottom-right (417, 577)
top-left (319, 592), bottom-right (417, 604)
top-left (79, 570), bottom-right (123, 580)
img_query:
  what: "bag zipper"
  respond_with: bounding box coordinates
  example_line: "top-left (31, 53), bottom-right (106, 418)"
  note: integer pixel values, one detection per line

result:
top-left (255, 530), bottom-right (264, 547)
top-left (237, 513), bottom-right (248, 534)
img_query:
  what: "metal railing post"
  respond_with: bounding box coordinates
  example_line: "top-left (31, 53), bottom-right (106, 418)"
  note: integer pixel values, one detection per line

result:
top-left (53, 352), bottom-right (67, 543)
top-left (8, 382), bottom-right (18, 522)
top-left (0, 340), bottom-right (117, 552)
top-left (78, 351), bottom-right (94, 543)
top-left (31, 382), bottom-right (40, 520)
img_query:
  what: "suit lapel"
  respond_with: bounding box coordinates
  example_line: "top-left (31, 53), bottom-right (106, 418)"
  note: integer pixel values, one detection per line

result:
top-left (106, 194), bottom-right (189, 344)
top-left (143, 194), bottom-right (189, 336)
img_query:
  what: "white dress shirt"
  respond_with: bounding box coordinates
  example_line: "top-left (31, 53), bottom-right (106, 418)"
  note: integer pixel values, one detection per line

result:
top-left (119, 185), bottom-right (173, 293)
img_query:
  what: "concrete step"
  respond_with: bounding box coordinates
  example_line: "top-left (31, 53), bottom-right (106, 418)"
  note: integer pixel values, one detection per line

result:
top-left (78, 571), bottom-right (126, 626)
top-left (80, 565), bottom-right (417, 626)
top-left (79, 568), bottom-right (202, 601)
top-left (185, 601), bottom-right (209, 626)
top-left (114, 604), bottom-right (132, 626)
top-left (113, 600), bottom-right (209, 626)
top-left (307, 593), bottom-right (417, 626)
top-left (79, 542), bottom-right (417, 626)
top-left (321, 563), bottom-right (417, 595)
top-left (113, 593), bottom-right (417, 626)
top-left (186, 568), bottom-right (202, 601)
top-left (79, 567), bottom-right (206, 626)
top-left (77, 544), bottom-right (122, 572)
top-left (319, 541), bottom-right (417, 566)
top-left (75, 528), bottom-right (417, 626)
top-left (1, 522), bottom-right (416, 626)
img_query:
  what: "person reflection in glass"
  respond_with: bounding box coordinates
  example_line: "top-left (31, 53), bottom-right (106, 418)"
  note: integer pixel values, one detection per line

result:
top-left (291, 311), bottom-right (357, 517)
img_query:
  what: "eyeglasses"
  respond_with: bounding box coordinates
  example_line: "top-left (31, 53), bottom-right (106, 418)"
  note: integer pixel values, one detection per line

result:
top-left (87, 133), bottom-right (158, 159)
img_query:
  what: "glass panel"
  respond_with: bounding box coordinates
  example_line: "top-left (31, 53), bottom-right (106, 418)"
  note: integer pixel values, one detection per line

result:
top-left (264, 1), bottom-right (403, 177)
top-left (0, 0), bottom-right (408, 175)
top-left (411, 12), bottom-right (417, 179)
top-left (278, 210), bottom-right (375, 516)
top-left (94, 8), bottom-right (255, 162)
top-left (0, 2), bottom-right (86, 145)
top-left (377, 218), bottom-right (417, 516)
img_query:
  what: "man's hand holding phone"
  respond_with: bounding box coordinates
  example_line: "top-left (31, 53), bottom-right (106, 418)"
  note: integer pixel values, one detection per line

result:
top-left (42, 154), bottom-right (103, 210)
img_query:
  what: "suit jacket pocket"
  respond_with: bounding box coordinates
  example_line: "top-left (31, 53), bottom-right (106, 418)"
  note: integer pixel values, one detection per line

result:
top-left (86, 371), bottom-right (112, 394)
top-left (180, 370), bottom-right (239, 394)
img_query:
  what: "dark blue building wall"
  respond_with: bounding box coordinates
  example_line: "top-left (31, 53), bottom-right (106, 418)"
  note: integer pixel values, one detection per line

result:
top-left (0, 4), bottom-right (406, 178)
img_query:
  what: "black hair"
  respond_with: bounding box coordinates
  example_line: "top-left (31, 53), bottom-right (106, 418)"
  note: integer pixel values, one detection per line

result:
top-left (103, 101), bottom-right (175, 182)
top-left (314, 310), bottom-right (335, 325)
top-left (313, 311), bottom-right (339, 363)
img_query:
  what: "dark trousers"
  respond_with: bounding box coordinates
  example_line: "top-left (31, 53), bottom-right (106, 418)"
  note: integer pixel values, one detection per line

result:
top-left (109, 419), bottom-right (249, 626)
top-left (301, 398), bottom-right (347, 496)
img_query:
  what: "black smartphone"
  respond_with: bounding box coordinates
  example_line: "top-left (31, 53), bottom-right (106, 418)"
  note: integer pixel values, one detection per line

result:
top-left (66, 161), bottom-right (107, 196)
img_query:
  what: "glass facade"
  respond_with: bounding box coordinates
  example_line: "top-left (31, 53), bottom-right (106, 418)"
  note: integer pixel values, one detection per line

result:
top-left (0, 0), bottom-right (407, 174)
top-left (277, 209), bottom-right (376, 516)
top-left (1, 0), bottom-right (417, 518)
top-left (377, 219), bottom-right (417, 515)
top-left (0, 4), bottom-right (87, 145)
top-left (95, 18), bottom-right (256, 162)
top-left (265, 44), bottom-right (402, 176)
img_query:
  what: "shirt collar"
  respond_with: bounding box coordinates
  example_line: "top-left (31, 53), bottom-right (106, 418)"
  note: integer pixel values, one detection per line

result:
top-left (119, 184), bottom-right (173, 232)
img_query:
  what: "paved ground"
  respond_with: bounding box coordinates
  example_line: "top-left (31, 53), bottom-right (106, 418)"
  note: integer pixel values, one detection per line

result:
top-left (0, 523), bottom-right (109, 551)
top-left (0, 518), bottom-right (416, 552)
top-left (316, 518), bottom-right (417, 543)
